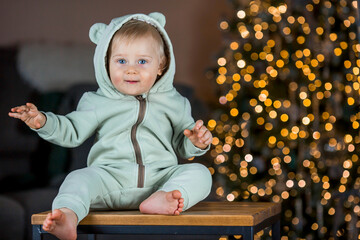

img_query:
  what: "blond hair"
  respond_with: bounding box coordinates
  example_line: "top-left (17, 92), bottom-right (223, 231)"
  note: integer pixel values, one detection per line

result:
top-left (107, 19), bottom-right (169, 74)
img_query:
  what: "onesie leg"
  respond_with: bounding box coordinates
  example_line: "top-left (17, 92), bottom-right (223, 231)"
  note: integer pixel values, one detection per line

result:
top-left (158, 163), bottom-right (212, 211)
top-left (52, 166), bottom-right (110, 222)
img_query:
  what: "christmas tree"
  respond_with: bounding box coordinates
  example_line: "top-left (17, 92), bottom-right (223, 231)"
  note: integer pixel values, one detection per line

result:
top-left (207, 0), bottom-right (360, 239)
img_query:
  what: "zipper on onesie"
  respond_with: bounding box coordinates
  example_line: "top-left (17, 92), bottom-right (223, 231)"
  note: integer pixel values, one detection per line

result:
top-left (131, 95), bottom-right (146, 188)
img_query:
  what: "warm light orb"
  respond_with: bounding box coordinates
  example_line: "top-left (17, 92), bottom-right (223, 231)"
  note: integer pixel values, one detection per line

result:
top-left (220, 21), bottom-right (229, 30)
top-left (208, 119), bottom-right (217, 128)
top-left (268, 136), bottom-right (277, 144)
top-left (237, 10), bottom-right (246, 19)
top-left (280, 114), bottom-right (289, 122)
top-left (237, 60), bottom-right (246, 68)
top-left (217, 57), bottom-right (227, 66)
top-left (302, 117), bottom-right (310, 125)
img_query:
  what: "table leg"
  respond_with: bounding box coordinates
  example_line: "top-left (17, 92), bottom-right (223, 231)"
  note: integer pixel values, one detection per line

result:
top-left (88, 234), bottom-right (96, 240)
top-left (32, 225), bottom-right (42, 240)
top-left (272, 218), bottom-right (281, 240)
top-left (241, 227), bottom-right (254, 240)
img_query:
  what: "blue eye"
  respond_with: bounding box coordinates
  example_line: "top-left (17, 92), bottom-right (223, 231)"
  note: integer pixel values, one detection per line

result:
top-left (138, 59), bottom-right (147, 64)
top-left (118, 59), bottom-right (126, 64)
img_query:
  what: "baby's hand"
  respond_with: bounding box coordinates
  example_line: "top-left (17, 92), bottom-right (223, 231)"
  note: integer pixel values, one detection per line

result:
top-left (184, 120), bottom-right (213, 150)
top-left (9, 103), bottom-right (46, 129)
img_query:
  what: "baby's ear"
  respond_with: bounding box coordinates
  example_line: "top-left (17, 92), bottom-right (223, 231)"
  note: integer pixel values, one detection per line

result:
top-left (158, 55), bottom-right (167, 76)
top-left (89, 23), bottom-right (107, 44)
top-left (149, 12), bottom-right (166, 27)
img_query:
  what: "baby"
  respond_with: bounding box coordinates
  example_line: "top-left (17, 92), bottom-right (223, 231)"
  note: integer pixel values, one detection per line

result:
top-left (9, 12), bottom-right (212, 240)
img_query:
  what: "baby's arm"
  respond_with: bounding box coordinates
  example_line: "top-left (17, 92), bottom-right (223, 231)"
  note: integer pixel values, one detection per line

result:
top-left (184, 120), bottom-right (213, 150)
top-left (9, 103), bottom-right (46, 129)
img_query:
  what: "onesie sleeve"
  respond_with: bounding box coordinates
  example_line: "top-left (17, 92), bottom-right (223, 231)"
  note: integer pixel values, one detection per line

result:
top-left (34, 92), bottom-right (99, 148)
top-left (172, 97), bottom-right (210, 159)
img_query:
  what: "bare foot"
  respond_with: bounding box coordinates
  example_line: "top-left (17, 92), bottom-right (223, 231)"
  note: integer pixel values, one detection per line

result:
top-left (42, 208), bottom-right (78, 240)
top-left (139, 190), bottom-right (184, 215)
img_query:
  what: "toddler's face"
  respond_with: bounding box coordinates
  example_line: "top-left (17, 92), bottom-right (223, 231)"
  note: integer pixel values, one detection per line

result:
top-left (108, 34), bottom-right (164, 96)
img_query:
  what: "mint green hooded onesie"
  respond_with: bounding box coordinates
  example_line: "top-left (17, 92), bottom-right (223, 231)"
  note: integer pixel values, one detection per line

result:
top-left (35, 12), bottom-right (212, 222)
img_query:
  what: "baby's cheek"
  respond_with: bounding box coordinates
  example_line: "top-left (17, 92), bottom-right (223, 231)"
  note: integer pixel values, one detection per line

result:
top-left (110, 73), bottom-right (123, 85)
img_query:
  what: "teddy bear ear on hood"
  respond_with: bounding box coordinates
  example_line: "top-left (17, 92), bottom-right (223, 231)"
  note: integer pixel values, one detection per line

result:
top-left (89, 23), bottom-right (107, 44)
top-left (148, 12), bottom-right (166, 27)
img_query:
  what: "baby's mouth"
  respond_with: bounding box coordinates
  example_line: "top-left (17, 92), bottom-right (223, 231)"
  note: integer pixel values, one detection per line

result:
top-left (125, 80), bottom-right (139, 84)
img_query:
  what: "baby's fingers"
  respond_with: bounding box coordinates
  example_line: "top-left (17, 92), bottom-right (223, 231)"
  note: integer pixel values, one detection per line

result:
top-left (194, 120), bottom-right (204, 130)
top-left (8, 111), bottom-right (19, 118)
top-left (196, 125), bottom-right (209, 139)
top-left (26, 102), bottom-right (37, 110)
top-left (9, 105), bottom-right (27, 118)
top-left (10, 105), bottom-right (28, 113)
top-left (8, 111), bottom-right (26, 120)
top-left (202, 131), bottom-right (213, 145)
top-left (184, 129), bottom-right (193, 138)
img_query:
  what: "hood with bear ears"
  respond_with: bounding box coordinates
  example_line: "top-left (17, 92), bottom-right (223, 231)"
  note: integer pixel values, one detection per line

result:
top-left (89, 12), bottom-right (175, 99)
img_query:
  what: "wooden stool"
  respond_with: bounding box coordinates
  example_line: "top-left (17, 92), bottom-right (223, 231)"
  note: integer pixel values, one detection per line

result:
top-left (32, 201), bottom-right (281, 240)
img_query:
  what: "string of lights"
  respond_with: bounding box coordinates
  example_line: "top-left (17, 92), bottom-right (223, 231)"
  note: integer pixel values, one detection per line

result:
top-left (207, 0), bottom-right (360, 239)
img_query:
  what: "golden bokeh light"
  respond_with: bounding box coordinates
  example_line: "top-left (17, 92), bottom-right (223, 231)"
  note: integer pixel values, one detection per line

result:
top-left (212, 1), bottom-right (360, 237)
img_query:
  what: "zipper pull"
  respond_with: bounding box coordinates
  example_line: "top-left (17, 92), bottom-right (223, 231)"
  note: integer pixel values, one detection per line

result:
top-left (136, 95), bottom-right (145, 101)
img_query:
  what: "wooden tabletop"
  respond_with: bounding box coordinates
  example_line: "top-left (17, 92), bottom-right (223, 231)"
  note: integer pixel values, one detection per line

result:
top-left (32, 201), bottom-right (281, 227)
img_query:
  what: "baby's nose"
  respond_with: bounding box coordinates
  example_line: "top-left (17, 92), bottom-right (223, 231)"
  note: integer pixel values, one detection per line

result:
top-left (126, 66), bottom-right (138, 74)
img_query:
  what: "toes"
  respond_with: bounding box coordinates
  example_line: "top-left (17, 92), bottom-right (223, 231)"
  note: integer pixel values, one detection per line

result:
top-left (48, 224), bottom-right (55, 232)
top-left (178, 202), bottom-right (184, 208)
top-left (171, 190), bottom-right (182, 199)
top-left (43, 214), bottom-right (52, 230)
top-left (43, 220), bottom-right (53, 232)
top-left (42, 225), bottom-right (49, 231)
top-left (52, 209), bottom-right (63, 220)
